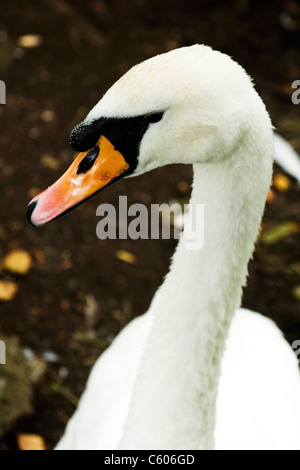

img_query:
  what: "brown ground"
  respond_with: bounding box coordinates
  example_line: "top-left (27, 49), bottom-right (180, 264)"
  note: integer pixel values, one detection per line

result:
top-left (0, 0), bottom-right (299, 450)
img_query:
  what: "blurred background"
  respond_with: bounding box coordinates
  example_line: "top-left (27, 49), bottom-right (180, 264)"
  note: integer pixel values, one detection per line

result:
top-left (0, 0), bottom-right (300, 450)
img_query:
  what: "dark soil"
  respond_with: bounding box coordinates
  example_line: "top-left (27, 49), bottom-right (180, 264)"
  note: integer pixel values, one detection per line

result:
top-left (0, 0), bottom-right (299, 450)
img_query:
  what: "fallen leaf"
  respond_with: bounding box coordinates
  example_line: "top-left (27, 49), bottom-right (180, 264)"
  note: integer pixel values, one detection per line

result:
top-left (115, 249), bottom-right (137, 265)
top-left (28, 187), bottom-right (41, 199)
top-left (273, 173), bottom-right (292, 192)
top-left (17, 34), bottom-right (43, 48)
top-left (0, 281), bottom-right (18, 301)
top-left (260, 222), bottom-right (300, 245)
top-left (3, 250), bottom-right (33, 275)
top-left (61, 259), bottom-right (72, 270)
top-left (17, 433), bottom-right (46, 451)
top-left (40, 110), bottom-right (55, 122)
top-left (40, 154), bottom-right (60, 170)
top-left (266, 190), bottom-right (276, 203)
top-left (293, 286), bottom-right (300, 301)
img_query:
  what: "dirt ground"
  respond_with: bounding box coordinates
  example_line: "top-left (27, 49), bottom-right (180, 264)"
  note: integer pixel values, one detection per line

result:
top-left (0, 0), bottom-right (300, 450)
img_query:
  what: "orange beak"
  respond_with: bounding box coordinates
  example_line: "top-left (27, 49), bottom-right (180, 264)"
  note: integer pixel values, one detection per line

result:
top-left (27, 136), bottom-right (129, 226)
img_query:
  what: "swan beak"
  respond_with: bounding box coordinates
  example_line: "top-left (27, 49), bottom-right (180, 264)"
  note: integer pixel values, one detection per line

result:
top-left (27, 136), bottom-right (129, 227)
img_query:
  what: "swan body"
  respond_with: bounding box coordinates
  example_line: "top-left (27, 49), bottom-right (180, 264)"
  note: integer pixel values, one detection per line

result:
top-left (27, 45), bottom-right (300, 450)
top-left (55, 307), bottom-right (300, 451)
top-left (216, 309), bottom-right (300, 450)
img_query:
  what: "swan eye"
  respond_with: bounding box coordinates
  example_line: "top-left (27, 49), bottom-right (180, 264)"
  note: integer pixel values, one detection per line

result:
top-left (144, 112), bottom-right (164, 124)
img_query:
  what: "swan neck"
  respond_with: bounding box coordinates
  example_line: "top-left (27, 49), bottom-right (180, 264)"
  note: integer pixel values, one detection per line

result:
top-left (119, 135), bottom-right (273, 450)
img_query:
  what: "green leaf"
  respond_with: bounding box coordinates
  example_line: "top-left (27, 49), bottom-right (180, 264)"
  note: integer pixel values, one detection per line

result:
top-left (260, 222), bottom-right (300, 245)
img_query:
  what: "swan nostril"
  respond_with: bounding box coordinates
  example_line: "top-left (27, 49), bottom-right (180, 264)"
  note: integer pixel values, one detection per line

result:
top-left (27, 200), bottom-right (38, 226)
top-left (77, 146), bottom-right (100, 175)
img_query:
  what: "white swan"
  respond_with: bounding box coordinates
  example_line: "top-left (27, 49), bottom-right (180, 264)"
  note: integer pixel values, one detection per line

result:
top-left (27, 45), bottom-right (300, 450)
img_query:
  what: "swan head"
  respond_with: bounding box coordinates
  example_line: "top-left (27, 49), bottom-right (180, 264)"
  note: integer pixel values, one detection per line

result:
top-left (27, 45), bottom-right (270, 226)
